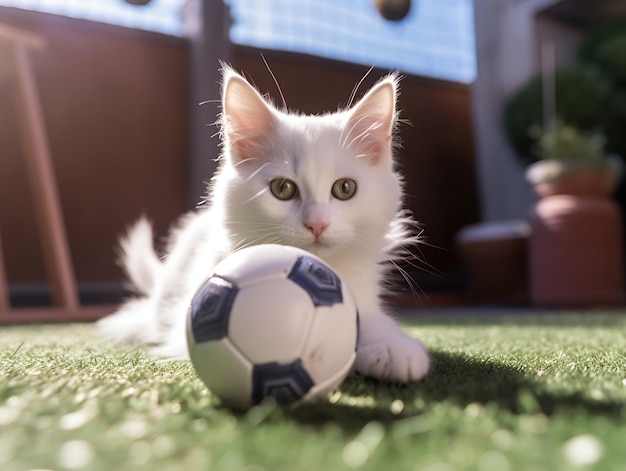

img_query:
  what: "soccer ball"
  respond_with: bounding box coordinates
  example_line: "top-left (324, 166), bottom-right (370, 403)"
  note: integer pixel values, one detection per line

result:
top-left (186, 244), bottom-right (359, 409)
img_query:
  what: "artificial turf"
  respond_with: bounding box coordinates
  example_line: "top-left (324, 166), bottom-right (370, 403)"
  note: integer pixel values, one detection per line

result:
top-left (1, 311), bottom-right (625, 471)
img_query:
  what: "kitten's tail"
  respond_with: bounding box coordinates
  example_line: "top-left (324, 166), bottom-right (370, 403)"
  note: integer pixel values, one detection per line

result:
top-left (118, 217), bottom-right (162, 295)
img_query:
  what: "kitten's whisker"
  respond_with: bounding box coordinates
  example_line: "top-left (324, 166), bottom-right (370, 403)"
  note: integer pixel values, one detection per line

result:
top-left (261, 53), bottom-right (287, 110)
top-left (345, 121), bottom-right (383, 151)
top-left (390, 242), bottom-right (444, 278)
top-left (230, 157), bottom-right (258, 168)
top-left (340, 114), bottom-right (366, 149)
top-left (242, 183), bottom-right (269, 204)
top-left (347, 66), bottom-right (375, 109)
top-left (245, 163), bottom-right (272, 184)
top-left (342, 116), bottom-right (381, 150)
top-left (389, 260), bottom-right (429, 306)
top-left (339, 66), bottom-right (376, 148)
top-left (350, 225), bottom-right (440, 282)
top-left (340, 114), bottom-right (370, 149)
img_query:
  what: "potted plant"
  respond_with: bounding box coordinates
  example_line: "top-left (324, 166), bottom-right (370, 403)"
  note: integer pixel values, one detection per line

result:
top-left (525, 121), bottom-right (622, 198)
top-left (527, 122), bottom-right (624, 307)
top-left (503, 23), bottom-right (626, 308)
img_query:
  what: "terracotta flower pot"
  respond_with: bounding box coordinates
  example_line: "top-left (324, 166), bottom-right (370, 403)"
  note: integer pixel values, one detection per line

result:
top-left (527, 160), bottom-right (620, 198)
top-left (527, 161), bottom-right (624, 307)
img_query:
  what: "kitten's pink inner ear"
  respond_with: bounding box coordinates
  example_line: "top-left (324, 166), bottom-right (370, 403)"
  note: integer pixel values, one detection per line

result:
top-left (223, 75), bottom-right (274, 162)
top-left (345, 80), bottom-right (396, 166)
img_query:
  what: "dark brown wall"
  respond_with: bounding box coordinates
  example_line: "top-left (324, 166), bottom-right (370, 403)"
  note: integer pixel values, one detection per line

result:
top-left (0, 8), bottom-right (189, 285)
top-left (0, 8), bottom-right (478, 297)
top-left (233, 48), bottom-right (479, 288)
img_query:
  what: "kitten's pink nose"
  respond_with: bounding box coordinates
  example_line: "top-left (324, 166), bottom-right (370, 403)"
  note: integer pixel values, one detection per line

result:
top-left (305, 222), bottom-right (328, 238)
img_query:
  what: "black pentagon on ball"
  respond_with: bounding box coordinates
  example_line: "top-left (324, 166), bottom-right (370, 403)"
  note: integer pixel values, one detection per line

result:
top-left (288, 255), bottom-right (343, 307)
top-left (189, 276), bottom-right (238, 343)
top-left (252, 360), bottom-right (315, 405)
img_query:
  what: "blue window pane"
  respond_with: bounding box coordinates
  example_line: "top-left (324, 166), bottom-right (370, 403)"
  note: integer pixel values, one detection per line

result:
top-left (0, 0), bottom-right (183, 35)
top-left (225, 0), bottom-right (476, 83)
top-left (0, 0), bottom-right (476, 83)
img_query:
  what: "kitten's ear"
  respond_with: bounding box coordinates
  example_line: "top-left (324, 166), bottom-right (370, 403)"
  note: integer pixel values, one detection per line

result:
top-left (345, 75), bottom-right (397, 165)
top-left (222, 68), bottom-right (275, 163)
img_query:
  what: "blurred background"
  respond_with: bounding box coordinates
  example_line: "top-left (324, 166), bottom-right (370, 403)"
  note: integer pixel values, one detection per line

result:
top-left (1, 0), bottom-right (625, 314)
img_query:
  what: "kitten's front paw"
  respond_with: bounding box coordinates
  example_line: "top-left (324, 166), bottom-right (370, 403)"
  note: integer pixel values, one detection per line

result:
top-left (355, 334), bottom-right (429, 383)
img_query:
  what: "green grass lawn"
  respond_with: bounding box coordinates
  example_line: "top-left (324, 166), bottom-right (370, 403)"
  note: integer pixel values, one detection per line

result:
top-left (1, 311), bottom-right (625, 471)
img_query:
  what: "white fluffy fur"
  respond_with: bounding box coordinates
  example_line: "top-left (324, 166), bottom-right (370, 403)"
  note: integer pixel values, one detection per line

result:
top-left (97, 67), bottom-right (429, 382)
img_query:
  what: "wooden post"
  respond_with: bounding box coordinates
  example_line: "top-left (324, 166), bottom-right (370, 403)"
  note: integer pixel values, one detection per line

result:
top-left (0, 22), bottom-right (80, 313)
top-left (12, 42), bottom-right (80, 311)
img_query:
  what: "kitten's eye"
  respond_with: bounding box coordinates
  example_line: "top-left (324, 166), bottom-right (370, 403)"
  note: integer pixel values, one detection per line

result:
top-left (269, 178), bottom-right (299, 200)
top-left (332, 178), bottom-right (357, 200)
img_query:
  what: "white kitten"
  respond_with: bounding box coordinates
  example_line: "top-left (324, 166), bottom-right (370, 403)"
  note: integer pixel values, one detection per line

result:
top-left (97, 67), bottom-right (429, 383)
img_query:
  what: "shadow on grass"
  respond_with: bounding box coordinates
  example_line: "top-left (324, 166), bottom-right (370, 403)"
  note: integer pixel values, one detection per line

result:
top-left (419, 350), bottom-right (624, 416)
top-left (399, 310), bottom-right (626, 329)
top-left (285, 349), bottom-right (624, 432)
